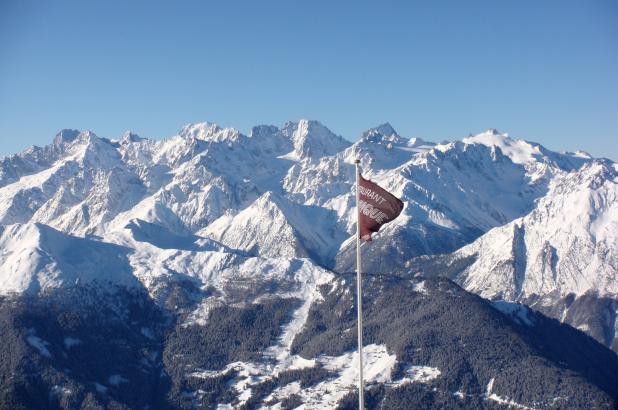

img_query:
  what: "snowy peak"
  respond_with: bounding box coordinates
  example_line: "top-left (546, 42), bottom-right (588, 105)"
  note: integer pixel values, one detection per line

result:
top-left (0, 129), bottom-right (144, 235)
top-left (343, 123), bottom-right (414, 170)
top-left (463, 129), bottom-right (542, 165)
top-left (462, 129), bottom-right (592, 172)
top-left (249, 124), bottom-right (279, 139)
top-left (119, 131), bottom-right (144, 144)
top-left (53, 129), bottom-right (81, 146)
top-left (451, 161), bottom-right (618, 299)
top-left (344, 123), bottom-right (433, 170)
top-left (179, 122), bottom-right (242, 144)
top-left (362, 122), bottom-right (399, 139)
top-left (200, 191), bottom-right (345, 264)
top-left (200, 191), bottom-right (309, 259)
top-left (52, 129), bottom-right (101, 150)
top-left (357, 123), bottom-right (405, 147)
top-left (432, 158), bottom-right (618, 351)
top-left (50, 129), bottom-right (120, 166)
top-left (572, 150), bottom-right (593, 159)
top-left (570, 160), bottom-right (617, 190)
top-left (281, 119), bottom-right (350, 160)
top-left (0, 223), bottom-right (139, 296)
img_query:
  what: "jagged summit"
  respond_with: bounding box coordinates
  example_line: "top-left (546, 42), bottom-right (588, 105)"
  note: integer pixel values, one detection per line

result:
top-left (199, 191), bottom-right (309, 259)
top-left (119, 131), bottom-right (143, 144)
top-left (178, 121), bottom-right (242, 143)
top-left (462, 129), bottom-right (542, 165)
top-left (462, 129), bottom-right (592, 173)
top-left (343, 123), bottom-right (434, 170)
top-left (363, 122), bottom-right (398, 139)
top-left (280, 119), bottom-right (350, 160)
top-left (451, 160), bottom-right (618, 300)
top-left (199, 190), bottom-right (345, 265)
top-left (249, 124), bottom-right (279, 139)
top-left (53, 129), bottom-right (81, 145)
top-left (359, 122), bottom-right (401, 144)
top-left (573, 150), bottom-right (593, 159)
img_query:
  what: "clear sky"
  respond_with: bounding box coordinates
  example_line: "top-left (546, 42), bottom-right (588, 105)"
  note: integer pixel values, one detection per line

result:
top-left (1, 0), bottom-right (617, 160)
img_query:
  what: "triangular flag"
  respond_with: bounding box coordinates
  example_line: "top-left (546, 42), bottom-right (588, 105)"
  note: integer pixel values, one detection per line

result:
top-left (358, 174), bottom-right (404, 241)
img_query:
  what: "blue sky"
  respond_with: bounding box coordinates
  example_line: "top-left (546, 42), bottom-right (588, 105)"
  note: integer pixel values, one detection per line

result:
top-left (1, 0), bottom-right (617, 159)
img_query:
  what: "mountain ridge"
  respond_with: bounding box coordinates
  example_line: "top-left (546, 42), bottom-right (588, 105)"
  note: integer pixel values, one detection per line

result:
top-left (0, 119), bottom-right (617, 408)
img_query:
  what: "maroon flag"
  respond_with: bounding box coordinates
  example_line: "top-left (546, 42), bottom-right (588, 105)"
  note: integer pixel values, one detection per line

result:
top-left (358, 174), bottom-right (404, 241)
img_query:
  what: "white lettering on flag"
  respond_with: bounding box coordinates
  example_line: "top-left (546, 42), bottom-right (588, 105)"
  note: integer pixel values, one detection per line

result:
top-left (358, 200), bottom-right (389, 224)
top-left (358, 186), bottom-right (387, 205)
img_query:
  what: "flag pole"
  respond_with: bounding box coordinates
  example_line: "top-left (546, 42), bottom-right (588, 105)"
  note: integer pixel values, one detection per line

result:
top-left (354, 159), bottom-right (365, 410)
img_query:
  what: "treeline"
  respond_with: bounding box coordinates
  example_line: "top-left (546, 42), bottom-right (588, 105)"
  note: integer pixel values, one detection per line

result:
top-left (291, 275), bottom-right (618, 409)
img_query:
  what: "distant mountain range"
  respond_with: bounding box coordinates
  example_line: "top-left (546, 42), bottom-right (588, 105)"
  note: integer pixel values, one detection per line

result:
top-left (0, 120), bottom-right (616, 409)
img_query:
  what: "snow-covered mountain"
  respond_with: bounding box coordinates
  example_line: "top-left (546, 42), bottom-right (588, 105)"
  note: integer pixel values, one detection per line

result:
top-left (453, 161), bottom-right (617, 300)
top-left (0, 119), bottom-right (617, 408)
top-left (198, 191), bottom-right (347, 265)
top-left (0, 223), bottom-right (139, 295)
top-left (408, 159), bottom-right (618, 350)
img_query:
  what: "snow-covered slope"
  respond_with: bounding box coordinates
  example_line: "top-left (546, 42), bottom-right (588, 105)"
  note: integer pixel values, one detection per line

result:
top-left (463, 129), bottom-right (590, 170)
top-left (0, 131), bottom-right (146, 235)
top-left (408, 160), bottom-right (618, 349)
top-left (198, 191), bottom-right (346, 265)
top-left (335, 134), bottom-right (566, 273)
top-left (343, 122), bottom-right (435, 170)
top-left (0, 223), bottom-right (139, 295)
top-left (453, 161), bottom-right (618, 299)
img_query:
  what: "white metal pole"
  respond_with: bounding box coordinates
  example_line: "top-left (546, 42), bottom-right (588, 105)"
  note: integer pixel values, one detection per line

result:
top-left (354, 159), bottom-right (365, 410)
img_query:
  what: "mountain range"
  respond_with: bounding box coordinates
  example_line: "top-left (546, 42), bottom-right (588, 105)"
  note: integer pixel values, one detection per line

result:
top-left (0, 119), bottom-right (616, 409)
